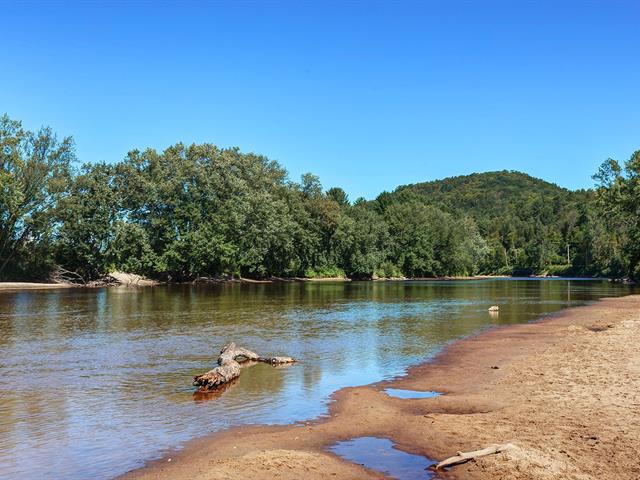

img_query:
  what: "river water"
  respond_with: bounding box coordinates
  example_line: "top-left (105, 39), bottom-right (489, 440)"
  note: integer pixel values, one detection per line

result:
top-left (0, 279), bottom-right (635, 479)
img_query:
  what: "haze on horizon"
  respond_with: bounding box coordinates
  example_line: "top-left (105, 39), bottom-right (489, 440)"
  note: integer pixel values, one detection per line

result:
top-left (2, 1), bottom-right (639, 199)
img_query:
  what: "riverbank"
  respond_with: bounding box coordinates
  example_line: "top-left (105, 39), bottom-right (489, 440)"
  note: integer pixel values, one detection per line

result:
top-left (0, 274), bottom-right (589, 293)
top-left (0, 274), bottom-right (159, 291)
top-left (0, 275), bottom-right (488, 292)
top-left (122, 294), bottom-right (640, 480)
top-left (0, 282), bottom-right (75, 291)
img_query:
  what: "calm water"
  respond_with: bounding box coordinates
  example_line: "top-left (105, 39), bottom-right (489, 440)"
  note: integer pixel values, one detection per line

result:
top-left (384, 388), bottom-right (441, 399)
top-left (329, 437), bottom-right (437, 479)
top-left (0, 279), bottom-right (635, 479)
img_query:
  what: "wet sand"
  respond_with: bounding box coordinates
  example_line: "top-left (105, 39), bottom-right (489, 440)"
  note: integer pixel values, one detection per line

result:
top-left (124, 294), bottom-right (640, 479)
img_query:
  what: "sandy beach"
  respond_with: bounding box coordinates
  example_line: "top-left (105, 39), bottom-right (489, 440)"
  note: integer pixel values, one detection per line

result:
top-left (0, 282), bottom-right (75, 291)
top-left (121, 294), bottom-right (640, 480)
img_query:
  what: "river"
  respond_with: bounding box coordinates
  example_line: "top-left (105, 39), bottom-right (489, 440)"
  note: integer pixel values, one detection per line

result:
top-left (0, 279), bottom-right (635, 479)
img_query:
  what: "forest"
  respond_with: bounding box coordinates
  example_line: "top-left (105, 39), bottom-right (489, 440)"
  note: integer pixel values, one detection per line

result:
top-left (1, 114), bottom-right (638, 283)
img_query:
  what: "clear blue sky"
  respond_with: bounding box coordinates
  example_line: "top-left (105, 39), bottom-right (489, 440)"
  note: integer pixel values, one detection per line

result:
top-left (2, 1), bottom-right (639, 199)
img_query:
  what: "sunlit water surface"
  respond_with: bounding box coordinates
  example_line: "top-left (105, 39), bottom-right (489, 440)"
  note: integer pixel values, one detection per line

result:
top-left (0, 279), bottom-right (635, 479)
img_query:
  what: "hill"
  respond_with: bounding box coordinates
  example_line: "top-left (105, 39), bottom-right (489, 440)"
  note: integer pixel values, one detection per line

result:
top-left (375, 171), bottom-right (594, 276)
top-left (396, 170), bottom-right (572, 215)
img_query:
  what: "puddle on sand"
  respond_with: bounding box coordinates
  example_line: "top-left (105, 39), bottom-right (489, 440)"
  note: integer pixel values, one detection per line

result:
top-left (384, 388), bottom-right (442, 399)
top-left (329, 436), bottom-right (438, 479)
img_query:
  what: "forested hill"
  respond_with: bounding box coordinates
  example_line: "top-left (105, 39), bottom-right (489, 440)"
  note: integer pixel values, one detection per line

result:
top-left (1, 114), bottom-right (638, 282)
top-left (371, 171), bottom-right (598, 278)
top-left (372, 170), bottom-right (606, 277)
top-left (393, 170), bottom-right (574, 216)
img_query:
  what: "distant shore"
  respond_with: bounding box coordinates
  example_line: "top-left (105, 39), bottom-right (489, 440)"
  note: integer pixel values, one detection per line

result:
top-left (1, 274), bottom-right (617, 293)
top-left (122, 294), bottom-right (640, 480)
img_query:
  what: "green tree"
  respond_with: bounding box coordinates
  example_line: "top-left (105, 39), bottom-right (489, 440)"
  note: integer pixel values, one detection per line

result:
top-left (592, 152), bottom-right (640, 278)
top-left (0, 115), bottom-right (74, 279)
top-left (336, 203), bottom-right (388, 279)
top-left (54, 163), bottom-right (119, 280)
top-left (326, 187), bottom-right (350, 207)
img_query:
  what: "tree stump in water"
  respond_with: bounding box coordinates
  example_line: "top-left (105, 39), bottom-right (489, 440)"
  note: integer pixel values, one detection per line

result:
top-left (193, 342), bottom-right (295, 391)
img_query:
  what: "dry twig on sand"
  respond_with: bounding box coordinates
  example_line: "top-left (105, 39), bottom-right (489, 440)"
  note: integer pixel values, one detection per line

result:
top-left (435, 443), bottom-right (514, 470)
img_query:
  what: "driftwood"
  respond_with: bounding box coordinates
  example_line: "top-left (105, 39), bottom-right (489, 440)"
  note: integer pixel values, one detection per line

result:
top-left (435, 443), bottom-right (514, 470)
top-left (193, 342), bottom-right (295, 391)
top-left (51, 266), bottom-right (87, 285)
top-left (192, 379), bottom-right (238, 401)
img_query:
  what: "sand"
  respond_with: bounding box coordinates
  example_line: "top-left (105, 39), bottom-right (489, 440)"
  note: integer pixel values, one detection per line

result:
top-left (0, 282), bottom-right (74, 291)
top-left (122, 295), bottom-right (640, 480)
top-left (0, 272), bottom-right (159, 291)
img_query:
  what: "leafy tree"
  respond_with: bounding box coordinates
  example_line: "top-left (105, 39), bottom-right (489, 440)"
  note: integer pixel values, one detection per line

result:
top-left (54, 163), bottom-right (118, 280)
top-left (337, 203), bottom-right (388, 279)
top-left (592, 151), bottom-right (640, 278)
top-left (0, 115), bottom-right (74, 279)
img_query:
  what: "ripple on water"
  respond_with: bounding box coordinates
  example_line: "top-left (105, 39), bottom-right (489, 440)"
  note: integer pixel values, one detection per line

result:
top-left (329, 436), bottom-right (438, 479)
top-left (0, 279), bottom-right (634, 479)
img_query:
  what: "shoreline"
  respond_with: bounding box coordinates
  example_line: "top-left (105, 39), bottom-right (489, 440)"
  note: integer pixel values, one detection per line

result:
top-left (121, 294), bottom-right (640, 480)
top-left (0, 274), bottom-right (617, 293)
top-left (0, 282), bottom-right (76, 292)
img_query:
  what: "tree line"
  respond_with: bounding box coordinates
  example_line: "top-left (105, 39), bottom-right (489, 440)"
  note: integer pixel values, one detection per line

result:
top-left (1, 114), bottom-right (638, 282)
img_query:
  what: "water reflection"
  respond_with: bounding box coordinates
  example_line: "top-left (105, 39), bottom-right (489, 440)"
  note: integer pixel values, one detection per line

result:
top-left (329, 436), bottom-right (437, 479)
top-left (0, 279), bottom-right (635, 479)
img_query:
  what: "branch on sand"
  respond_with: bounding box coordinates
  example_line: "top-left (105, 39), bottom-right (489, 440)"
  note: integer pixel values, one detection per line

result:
top-left (193, 342), bottom-right (296, 391)
top-left (434, 443), bottom-right (515, 470)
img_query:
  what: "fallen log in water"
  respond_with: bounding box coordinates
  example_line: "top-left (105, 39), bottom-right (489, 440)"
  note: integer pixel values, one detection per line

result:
top-left (434, 443), bottom-right (515, 470)
top-left (192, 379), bottom-right (238, 401)
top-left (193, 342), bottom-right (295, 391)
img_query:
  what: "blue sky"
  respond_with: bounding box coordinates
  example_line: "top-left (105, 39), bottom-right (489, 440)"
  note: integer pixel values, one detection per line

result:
top-left (2, 1), bottom-right (639, 199)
